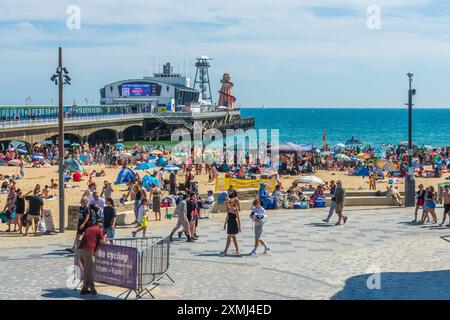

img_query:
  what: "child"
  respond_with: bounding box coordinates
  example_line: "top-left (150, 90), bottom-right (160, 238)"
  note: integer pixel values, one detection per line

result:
top-left (249, 199), bottom-right (270, 255)
top-left (132, 197), bottom-right (149, 238)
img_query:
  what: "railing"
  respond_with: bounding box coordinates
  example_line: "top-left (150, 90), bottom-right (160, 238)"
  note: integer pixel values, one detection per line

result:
top-left (0, 110), bottom-right (244, 130)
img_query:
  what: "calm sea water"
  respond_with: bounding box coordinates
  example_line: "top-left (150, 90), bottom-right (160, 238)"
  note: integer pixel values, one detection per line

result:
top-left (241, 108), bottom-right (450, 147)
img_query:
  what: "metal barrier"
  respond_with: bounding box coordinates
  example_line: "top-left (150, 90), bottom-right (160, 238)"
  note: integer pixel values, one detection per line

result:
top-left (75, 236), bottom-right (174, 300)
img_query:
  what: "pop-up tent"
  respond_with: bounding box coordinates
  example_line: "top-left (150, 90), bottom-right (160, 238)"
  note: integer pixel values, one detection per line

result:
top-left (115, 167), bottom-right (137, 184)
top-left (155, 157), bottom-right (168, 167)
top-left (64, 158), bottom-right (83, 172)
top-left (135, 162), bottom-right (157, 171)
top-left (354, 165), bottom-right (370, 176)
top-left (142, 175), bottom-right (160, 189)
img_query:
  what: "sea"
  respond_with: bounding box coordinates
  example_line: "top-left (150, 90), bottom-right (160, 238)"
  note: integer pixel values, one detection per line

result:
top-left (241, 108), bottom-right (450, 147)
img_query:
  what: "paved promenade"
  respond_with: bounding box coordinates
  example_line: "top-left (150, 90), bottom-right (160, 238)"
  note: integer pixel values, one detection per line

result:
top-left (1, 206), bottom-right (450, 300)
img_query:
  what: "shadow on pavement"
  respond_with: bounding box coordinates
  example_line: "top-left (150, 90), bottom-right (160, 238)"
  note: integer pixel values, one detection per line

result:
top-left (332, 270), bottom-right (450, 300)
top-left (195, 253), bottom-right (244, 258)
top-left (305, 223), bottom-right (334, 228)
top-left (42, 288), bottom-right (121, 300)
top-left (41, 249), bottom-right (74, 258)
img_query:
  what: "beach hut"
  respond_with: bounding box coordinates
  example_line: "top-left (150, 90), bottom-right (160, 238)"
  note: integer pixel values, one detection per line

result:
top-left (64, 158), bottom-right (83, 172)
top-left (115, 167), bottom-right (137, 184)
top-left (135, 162), bottom-right (157, 171)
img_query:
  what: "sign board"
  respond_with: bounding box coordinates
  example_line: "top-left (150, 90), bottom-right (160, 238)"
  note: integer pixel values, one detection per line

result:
top-left (76, 244), bottom-right (138, 290)
top-left (215, 177), bottom-right (277, 193)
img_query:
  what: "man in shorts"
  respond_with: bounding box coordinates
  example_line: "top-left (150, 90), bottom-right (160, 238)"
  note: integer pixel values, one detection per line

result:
top-left (440, 185), bottom-right (450, 227)
top-left (334, 180), bottom-right (347, 226)
top-left (169, 194), bottom-right (193, 242)
top-left (24, 189), bottom-right (44, 236)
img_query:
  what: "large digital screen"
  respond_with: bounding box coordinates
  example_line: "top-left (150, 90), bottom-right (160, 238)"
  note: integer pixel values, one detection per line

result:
top-left (121, 84), bottom-right (151, 97)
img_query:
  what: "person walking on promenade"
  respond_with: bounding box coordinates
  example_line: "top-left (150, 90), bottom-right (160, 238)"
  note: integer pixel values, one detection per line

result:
top-left (132, 197), bottom-right (149, 238)
top-left (186, 192), bottom-right (199, 240)
top-left (334, 180), bottom-right (347, 226)
top-left (322, 180), bottom-right (336, 223)
top-left (421, 186), bottom-right (437, 224)
top-left (77, 219), bottom-right (107, 296)
top-left (413, 184), bottom-right (425, 223)
top-left (249, 199), bottom-right (270, 255)
top-left (169, 194), bottom-right (193, 242)
top-left (439, 185), bottom-right (450, 227)
top-left (221, 195), bottom-right (241, 256)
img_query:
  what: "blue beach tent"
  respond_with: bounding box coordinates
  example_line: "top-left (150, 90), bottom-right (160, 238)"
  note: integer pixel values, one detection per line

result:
top-left (64, 158), bottom-right (83, 172)
top-left (354, 165), bottom-right (370, 177)
top-left (156, 157), bottom-right (168, 167)
top-left (142, 175), bottom-right (159, 189)
top-left (115, 167), bottom-right (137, 184)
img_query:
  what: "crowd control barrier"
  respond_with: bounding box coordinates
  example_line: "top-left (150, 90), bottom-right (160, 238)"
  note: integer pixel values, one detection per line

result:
top-left (74, 236), bottom-right (174, 299)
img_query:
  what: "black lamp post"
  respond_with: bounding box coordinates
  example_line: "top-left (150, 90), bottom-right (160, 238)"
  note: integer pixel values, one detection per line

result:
top-left (404, 73), bottom-right (416, 207)
top-left (51, 47), bottom-right (71, 233)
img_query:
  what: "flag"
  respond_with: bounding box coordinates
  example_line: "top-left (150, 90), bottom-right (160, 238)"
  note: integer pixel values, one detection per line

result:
top-left (322, 130), bottom-right (327, 145)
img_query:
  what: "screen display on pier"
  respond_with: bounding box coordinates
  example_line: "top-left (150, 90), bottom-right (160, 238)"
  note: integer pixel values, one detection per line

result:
top-left (121, 84), bottom-right (152, 97)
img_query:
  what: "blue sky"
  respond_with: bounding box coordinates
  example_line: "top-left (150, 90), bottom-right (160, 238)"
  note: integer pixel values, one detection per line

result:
top-left (0, 0), bottom-right (450, 107)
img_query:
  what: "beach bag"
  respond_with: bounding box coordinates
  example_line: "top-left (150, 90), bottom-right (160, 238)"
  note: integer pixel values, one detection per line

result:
top-left (300, 201), bottom-right (309, 209)
top-left (0, 211), bottom-right (8, 223)
top-left (38, 218), bottom-right (46, 233)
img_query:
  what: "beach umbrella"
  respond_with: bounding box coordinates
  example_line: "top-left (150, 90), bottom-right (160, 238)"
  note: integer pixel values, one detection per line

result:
top-left (298, 175), bottom-right (325, 185)
top-left (163, 164), bottom-right (180, 172)
top-left (70, 143), bottom-right (80, 147)
top-left (423, 145), bottom-right (434, 150)
top-left (297, 144), bottom-right (313, 152)
top-left (8, 159), bottom-right (22, 166)
top-left (17, 148), bottom-right (28, 154)
top-left (135, 162), bottom-right (157, 171)
top-left (335, 154), bottom-right (351, 161)
top-left (116, 143), bottom-right (124, 148)
top-left (172, 151), bottom-right (186, 157)
top-left (335, 143), bottom-right (346, 149)
top-left (32, 155), bottom-right (45, 161)
top-left (279, 142), bottom-right (305, 153)
top-left (321, 151), bottom-right (333, 156)
top-left (6, 147), bottom-right (15, 152)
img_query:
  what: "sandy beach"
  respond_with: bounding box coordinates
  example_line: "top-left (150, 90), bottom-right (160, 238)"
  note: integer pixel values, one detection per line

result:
top-left (0, 164), bottom-right (448, 229)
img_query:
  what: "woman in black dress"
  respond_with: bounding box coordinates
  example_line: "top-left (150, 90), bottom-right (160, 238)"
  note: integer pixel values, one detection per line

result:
top-left (221, 197), bottom-right (241, 256)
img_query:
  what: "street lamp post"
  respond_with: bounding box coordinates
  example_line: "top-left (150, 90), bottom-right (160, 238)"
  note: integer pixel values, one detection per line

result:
top-left (51, 47), bottom-right (71, 233)
top-left (405, 73), bottom-right (416, 207)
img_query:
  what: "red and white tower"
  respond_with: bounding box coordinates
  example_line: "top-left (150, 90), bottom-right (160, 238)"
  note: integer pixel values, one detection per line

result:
top-left (218, 72), bottom-right (236, 110)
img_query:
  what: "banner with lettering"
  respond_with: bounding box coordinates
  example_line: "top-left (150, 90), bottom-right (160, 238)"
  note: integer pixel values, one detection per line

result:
top-left (76, 244), bottom-right (138, 290)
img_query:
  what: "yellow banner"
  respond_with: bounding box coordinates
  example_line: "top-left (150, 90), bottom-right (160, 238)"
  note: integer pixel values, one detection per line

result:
top-left (215, 178), bottom-right (277, 193)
